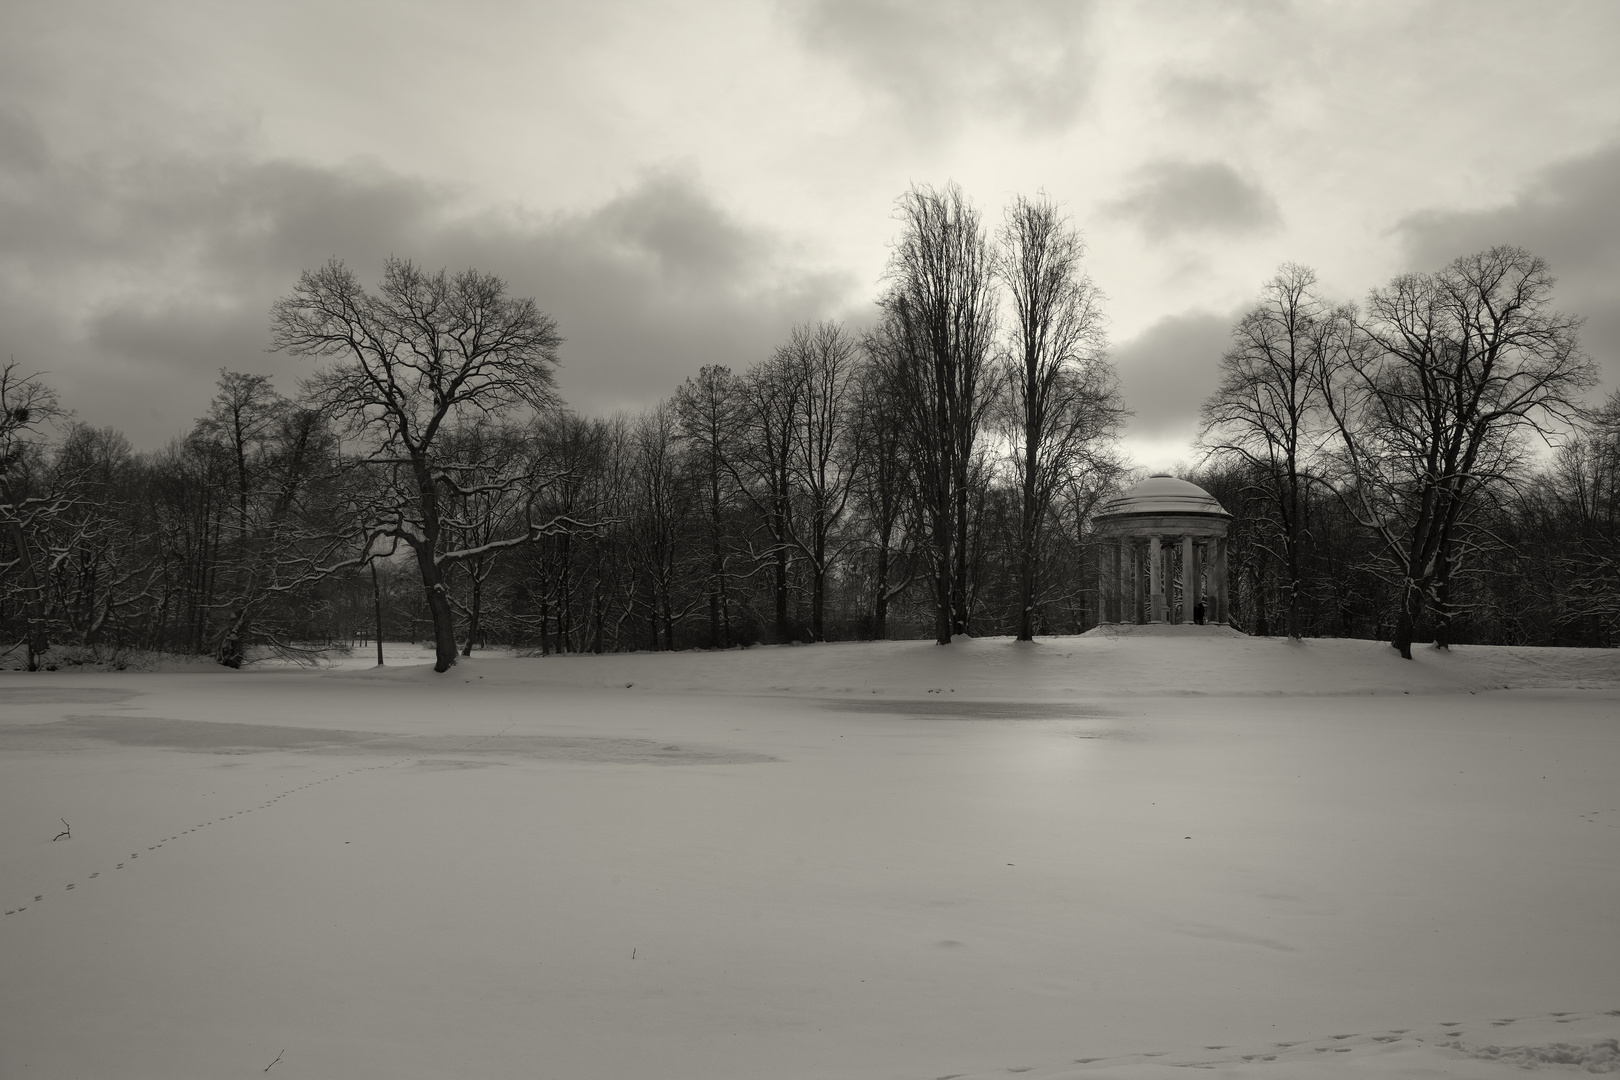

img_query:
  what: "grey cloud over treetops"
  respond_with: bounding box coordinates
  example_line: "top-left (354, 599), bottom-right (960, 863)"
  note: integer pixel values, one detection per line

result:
top-left (1104, 160), bottom-right (1281, 243)
top-left (791, 0), bottom-right (1095, 136)
top-left (1109, 309), bottom-right (1234, 440)
top-left (1111, 137), bottom-right (1620, 447)
top-left (0, 111), bottom-right (856, 448)
top-left (1395, 139), bottom-right (1620, 399)
top-left (1156, 74), bottom-right (1268, 125)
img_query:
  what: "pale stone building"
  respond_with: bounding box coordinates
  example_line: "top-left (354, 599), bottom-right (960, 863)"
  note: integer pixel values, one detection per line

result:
top-left (1093, 475), bottom-right (1232, 626)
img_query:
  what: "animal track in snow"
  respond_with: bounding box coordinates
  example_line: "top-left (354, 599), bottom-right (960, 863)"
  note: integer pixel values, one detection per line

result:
top-left (957, 1011), bottom-right (1620, 1080)
top-left (3, 759), bottom-right (409, 919)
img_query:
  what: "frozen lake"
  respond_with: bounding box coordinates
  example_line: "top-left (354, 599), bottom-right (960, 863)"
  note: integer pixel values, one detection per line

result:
top-left (2, 633), bottom-right (1617, 1078)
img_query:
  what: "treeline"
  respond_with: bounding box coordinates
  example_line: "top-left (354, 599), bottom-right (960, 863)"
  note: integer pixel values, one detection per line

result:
top-left (4, 191), bottom-right (1615, 670)
top-left (1193, 255), bottom-right (1618, 654)
top-left (0, 186), bottom-right (1126, 671)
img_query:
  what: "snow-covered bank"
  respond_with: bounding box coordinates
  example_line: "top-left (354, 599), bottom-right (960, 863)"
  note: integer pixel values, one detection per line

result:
top-left (2, 636), bottom-right (1616, 1079)
top-left (322, 628), bottom-right (1620, 699)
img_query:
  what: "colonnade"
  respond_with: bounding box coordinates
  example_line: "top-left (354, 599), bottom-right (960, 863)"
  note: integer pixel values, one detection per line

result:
top-left (1098, 534), bottom-right (1228, 625)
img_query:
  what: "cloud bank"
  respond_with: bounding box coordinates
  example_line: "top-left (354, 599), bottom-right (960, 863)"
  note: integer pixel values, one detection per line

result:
top-left (1105, 160), bottom-right (1281, 244)
top-left (0, 110), bottom-right (857, 448)
top-left (792, 0), bottom-right (1095, 137)
top-left (1109, 309), bottom-right (1233, 441)
top-left (1394, 139), bottom-right (1620, 397)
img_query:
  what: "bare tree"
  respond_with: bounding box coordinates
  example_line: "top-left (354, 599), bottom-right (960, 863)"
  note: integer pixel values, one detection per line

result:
top-left (185, 372), bottom-right (354, 666)
top-left (1199, 264), bottom-right (1329, 639)
top-left (437, 417), bottom-right (535, 657)
top-left (872, 183), bottom-right (999, 644)
top-left (779, 322), bottom-right (862, 641)
top-left (1318, 247), bottom-right (1595, 658)
top-left (271, 257), bottom-right (566, 672)
top-left (730, 352), bottom-right (803, 642)
top-left (46, 425), bottom-right (160, 651)
top-left (0, 364), bottom-right (68, 667)
top-left (848, 360), bottom-right (915, 639)
top-left (674, 365), bottom-right (739, 648)
top-left (628, 402), bottom-right (699, 650)
top-left (996, 194), bottom-right (1119, 640)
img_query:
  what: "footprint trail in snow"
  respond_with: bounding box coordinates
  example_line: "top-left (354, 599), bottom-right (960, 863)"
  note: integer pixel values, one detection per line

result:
top-left (2, 758), bottom-right (411, 918)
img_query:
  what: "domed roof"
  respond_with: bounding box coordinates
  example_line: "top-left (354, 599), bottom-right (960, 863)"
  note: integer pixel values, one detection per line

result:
top-left (1095, 474), bottom-right (1230, 519)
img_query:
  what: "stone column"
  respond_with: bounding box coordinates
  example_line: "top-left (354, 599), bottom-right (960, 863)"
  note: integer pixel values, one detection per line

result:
top-left (1189, 536), bottom-right (1204, 622)
top-left (1214, 536), bottom-right (1229, 624)
top-left (1132, 540), bottom-right (1144, 623)
top-left (1148, 534), bottom-right (1164, 623)
top-left (1108, 540), bottom-right (1121, 625)
top-left (1180, 535), bottom-right (1194, 625)
top-left (1101, 537), bottom-right (1114, 625)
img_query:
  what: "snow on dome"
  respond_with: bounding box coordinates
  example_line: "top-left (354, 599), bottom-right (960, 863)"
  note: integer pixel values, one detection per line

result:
top-left (1094, 474), bottom-right (1230, 520)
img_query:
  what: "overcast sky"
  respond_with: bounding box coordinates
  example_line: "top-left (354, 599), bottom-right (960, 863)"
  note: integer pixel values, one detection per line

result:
top-left (3, 0), bottom-right (1618, 468)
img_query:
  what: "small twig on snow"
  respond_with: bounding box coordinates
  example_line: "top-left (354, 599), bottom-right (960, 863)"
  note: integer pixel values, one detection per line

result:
top-left (52, 818), bottom-right (70, 841)
top-left (265, 1049), bottom-right (284, 1072)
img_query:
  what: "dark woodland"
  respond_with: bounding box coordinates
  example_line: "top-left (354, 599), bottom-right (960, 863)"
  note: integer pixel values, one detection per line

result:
top-left (3, 188), bottom-right (1614, 670)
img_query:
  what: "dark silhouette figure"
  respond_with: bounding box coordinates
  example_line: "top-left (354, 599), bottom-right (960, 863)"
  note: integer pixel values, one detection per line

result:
top-left (1193, 600), bottom-right (1206, 625)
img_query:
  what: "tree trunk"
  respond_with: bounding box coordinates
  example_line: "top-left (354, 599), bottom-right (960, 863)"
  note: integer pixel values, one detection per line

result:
top-left (951, 477), bottom-right (970, 636)
top-left (811, 566), bottom-right (825, 641)
top-left (810, 523), bottom-right (827, 641)
top-left (1017, 425), bottom-right (1039, 642)
top-left (462, 564), bottom-right (482, 657)
top-left (873, 541), bottom-right (890, 640)
top-left (371, 560), bottom-right (384, 666)
top-left (1285, 465), bottom-right (1302, 640)
top-left (774, 533), bottom-right (789, 643)
top-left (1253, 562), bottom-right (1270, 637)
top-left (215, 605), bottom-right (249, 668)
top-left (1015, 516), bottom-right (1036, 641)
top-left (1431, 544), bottom-right (1453, 648)
top-left (1392, 605), bottom-right (1414, 659)
top-left (413, 544), bottom-right (458, 672)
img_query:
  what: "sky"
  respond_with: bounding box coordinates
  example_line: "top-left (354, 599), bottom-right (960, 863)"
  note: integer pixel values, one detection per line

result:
top-left (2, 0), bottom-right (1618, 469)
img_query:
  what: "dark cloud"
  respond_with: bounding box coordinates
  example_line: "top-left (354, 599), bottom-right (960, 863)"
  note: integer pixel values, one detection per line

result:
top-left (1395, 140), bottom-right (1620, 396)
top-left (1110, 310), bottom-right (1233, 438)
top-left (1157, 74), bottom-right (1267, 124)
top-left (791, 0), bottom-right (1094, 137)
top-left (0, 126), bottom-right (857, 448)
top-left (1105, 160), bottom-right (1280, 243)
top-left (0, 108), bottom-right (48, 173)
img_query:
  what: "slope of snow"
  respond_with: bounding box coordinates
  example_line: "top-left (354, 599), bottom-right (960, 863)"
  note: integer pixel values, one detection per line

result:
top-left (320, 629), bottom-right (1620, 697)
top-left (1, 633), bottom-right (1616, 1079)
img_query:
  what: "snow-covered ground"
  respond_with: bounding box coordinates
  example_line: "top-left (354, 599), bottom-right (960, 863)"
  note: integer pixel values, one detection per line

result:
top-left (2, 630), bottom-right (1616, 1079)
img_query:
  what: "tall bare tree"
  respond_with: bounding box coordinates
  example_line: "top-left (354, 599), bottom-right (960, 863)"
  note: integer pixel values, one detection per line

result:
top-left (272, 257), bottom-right (566, 672)
top-left (779, 322), bottom-right (861, 641)
top-left (1200, 264), bottom-right (1329, 639)
top-left (872, 183), bottom-right (998, 643)
top-left (996, 194), bottom-right (1118, 640)
top-left (674, 365), bottom-right (739, 647)
top-left (849, 360), bottom-right (915, 639)
top-left (1318, 247), bottom-right (1595, 658)
top-left (629, 402), bottom-right (698, 650)
top-left (730, 352), bottom-right (803, 642)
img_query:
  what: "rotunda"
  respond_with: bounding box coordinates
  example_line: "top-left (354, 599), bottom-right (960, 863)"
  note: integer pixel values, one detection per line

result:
top-left (1093, 475), bottom-right (1232, 626)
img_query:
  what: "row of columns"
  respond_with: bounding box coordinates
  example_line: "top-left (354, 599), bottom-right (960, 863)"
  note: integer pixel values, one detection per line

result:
top-left (1099, 535), bottom-right (1229, 626)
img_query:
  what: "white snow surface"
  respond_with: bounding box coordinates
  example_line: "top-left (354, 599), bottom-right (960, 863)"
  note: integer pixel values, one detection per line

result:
top-left (2, 630), bottom-right (1617, 1079)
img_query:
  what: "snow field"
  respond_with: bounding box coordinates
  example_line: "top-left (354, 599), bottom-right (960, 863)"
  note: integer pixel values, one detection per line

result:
top-left (1, 633), bottom-right (1617, 1078)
